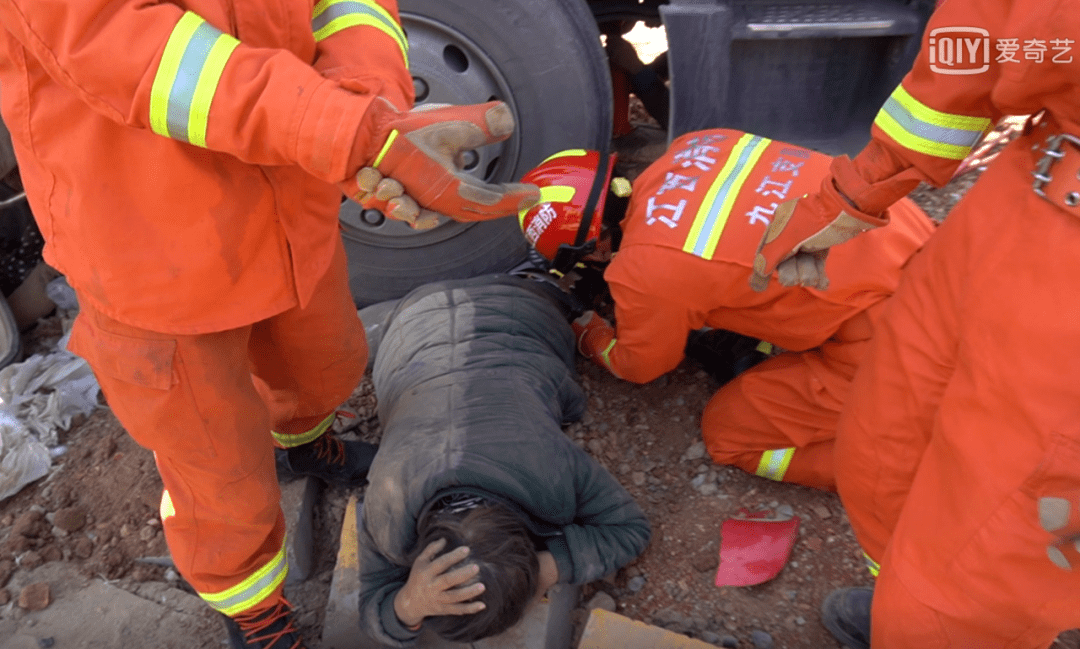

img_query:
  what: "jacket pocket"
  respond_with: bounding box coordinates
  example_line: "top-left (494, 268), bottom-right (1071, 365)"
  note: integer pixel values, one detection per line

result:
top-left (67, 316), bottom-right (221, 459)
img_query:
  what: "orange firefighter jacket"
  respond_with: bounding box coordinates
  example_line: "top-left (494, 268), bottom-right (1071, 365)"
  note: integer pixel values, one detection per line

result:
top-left (602, 129), bottom-right (934, 386)
top-left (830, 0), bottom-right (1080, 216)
top-left (821, 0), bottom-right (1080, 630)
top-left (0, 0), bottom-right (413, 333)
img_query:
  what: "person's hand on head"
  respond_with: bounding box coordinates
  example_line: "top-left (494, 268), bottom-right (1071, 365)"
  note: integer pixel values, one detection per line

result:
top-left (393, 539), bottom-right (487, 629)
top-left (341, 100), bottom-right (540, 223)
top-left (535, 551), bottom-right (560, 600)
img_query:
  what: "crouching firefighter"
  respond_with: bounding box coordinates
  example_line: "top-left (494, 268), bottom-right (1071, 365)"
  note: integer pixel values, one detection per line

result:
top-left (519, 129), bottom-right (934, 490)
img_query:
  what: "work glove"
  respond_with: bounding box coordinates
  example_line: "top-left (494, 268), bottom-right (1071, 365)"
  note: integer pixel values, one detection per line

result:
top-left (571, 311), bottom-right (616, 368)
top-left (748, 164), bottom-right (889, 292)
top-left (341, 99), bottom-right (540, 226)
top-left (350, 166), bottom-right (440, 230)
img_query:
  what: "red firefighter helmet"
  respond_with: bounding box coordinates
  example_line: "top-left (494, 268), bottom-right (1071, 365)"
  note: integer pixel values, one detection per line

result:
top-left (518, 149), bottom-right (630, 263)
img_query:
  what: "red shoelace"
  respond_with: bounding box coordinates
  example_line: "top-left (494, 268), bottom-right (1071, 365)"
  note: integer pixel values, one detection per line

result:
top-left (233, 598), bottom-right (305, 649)
top-left (313, 432), bottom-right (347, 467)
top-left (310, 410), bottom-right (359, 467)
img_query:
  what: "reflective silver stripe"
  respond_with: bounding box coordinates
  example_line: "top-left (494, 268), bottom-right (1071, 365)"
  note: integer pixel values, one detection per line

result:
top-left (166, 22), bottom-right (223, 142)
top-left (201, 539), bottom-right (288, 616)
top-left (755, 447), bottom-right (795, 482)
top-left (313, 0), bottom-right (393, 34)
top-left (150, 12), bottom-right (239, 147)
top-left (879, 96), bottom-right (984, 148)
top-left (682, 134), bottom-right (771, 259)
top-left (312, 0), bottom-right (408, 66)
top-left (874, 85), bottom-right (990, 160)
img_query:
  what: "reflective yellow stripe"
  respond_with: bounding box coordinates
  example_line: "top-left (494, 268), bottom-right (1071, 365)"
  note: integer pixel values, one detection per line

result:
top-left (755, 447), bottom-right (795, 481)
top-left (150, 12), bottom-right (239, 146)
top-left (188, 37), bottom-right (239, 147)
top-left (755, 340), bottom-right (774, 355)
top-left (201, 538), bottom-right (288, 615)
top-left (874, 85), bottom-right (991, 160)
top-left (150, 13), bottom-right (200, 137)
top-left (313, 0), bottom-right (408, 66)
top-left (597, 338), bottom-right (617, 372)
top-left (373, 129), bottom-right (399, 168)
top-left (539, 149), bottom-right (588, 164)
top-left (538, 186), bottom-right (576, 204)
top-left (682, 133), bottom-right (771, 259)
top-left (160, 488), bottom-right (176, 522)
top-left (272, 412), bottom-right (336, 448)
top-left (864, 552), bottom-right (881, 577)
top-left (518, 185), bottom-right (576, 223)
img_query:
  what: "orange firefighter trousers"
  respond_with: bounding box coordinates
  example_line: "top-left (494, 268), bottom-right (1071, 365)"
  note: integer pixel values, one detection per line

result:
top-left (67, 238), bottom-right (365, 614)
top-left (701, 302), bottom-right (882, 492)
top-left (835, 130), bottom-right (1080, 647)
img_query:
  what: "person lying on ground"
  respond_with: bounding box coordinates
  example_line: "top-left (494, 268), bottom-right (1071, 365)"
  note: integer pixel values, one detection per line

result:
top-left (518, 129), bottom-right (934, 490)
top-left (355, 273), bottom-right (651, 645)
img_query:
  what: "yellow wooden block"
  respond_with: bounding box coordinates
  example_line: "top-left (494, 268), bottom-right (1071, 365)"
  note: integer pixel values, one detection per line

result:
top-left (337, 494), bottom-right (360, 571)
top-left (578, 609), bottom-right (719, 649)
top-left (322, 494), bottom-right (360, 649)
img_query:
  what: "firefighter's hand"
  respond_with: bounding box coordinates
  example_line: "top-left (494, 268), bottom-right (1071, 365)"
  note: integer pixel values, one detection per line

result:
top-left (572, 311), bottom-right (615, 361)
top-left (343, 99), bottom-right (540, 222)
top-left (749, 198), bottom-right (833, 291)
top-left (393, 539), bottom-right (486, 629)
top-left (352, 167), bottom-right (440, 230)
top-left (748, 179), bottom-right (889, 292)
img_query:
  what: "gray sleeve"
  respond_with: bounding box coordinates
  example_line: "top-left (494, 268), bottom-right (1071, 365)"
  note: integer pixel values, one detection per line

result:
top-left (357, 517), bottom-right (422, 647)
top-left (357, 298), bottom-right (402, 372)
top-left (548, 452), bottom-right (652, 585)
top-left (557, 371), bottom-right (588, 424)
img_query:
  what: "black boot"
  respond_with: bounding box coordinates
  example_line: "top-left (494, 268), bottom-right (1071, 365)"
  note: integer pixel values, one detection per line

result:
top-left (276, 432), bottom-right (377, 487)
top-left (821, 587), bottom-right (873, 649)
top-left (222, 598), bottom-right (306, 649)
top-left (684, 328), bottom-right (769, 385)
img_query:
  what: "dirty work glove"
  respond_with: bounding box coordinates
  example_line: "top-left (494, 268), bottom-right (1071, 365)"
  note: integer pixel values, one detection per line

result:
top-left (341, 99), bottom-right (540, 222)
top-left (572, 311), bottom-right (616, 369)
top-left (749, 166), bottom-right (889, 292)
top-left (351, 166), bottom-right (440, 230)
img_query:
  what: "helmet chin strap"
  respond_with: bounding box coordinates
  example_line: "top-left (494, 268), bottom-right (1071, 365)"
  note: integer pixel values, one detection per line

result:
top-left (550, 143), bottom-right (611, 275)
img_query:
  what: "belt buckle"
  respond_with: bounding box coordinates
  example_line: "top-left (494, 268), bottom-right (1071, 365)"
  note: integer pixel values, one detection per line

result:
top-left (1032, 132), bottom-right (1080, 207)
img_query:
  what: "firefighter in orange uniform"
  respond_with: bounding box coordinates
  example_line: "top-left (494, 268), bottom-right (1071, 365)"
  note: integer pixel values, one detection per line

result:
top-left (518, 130), bottom-right (934, 492)
top-left (0, 1), bottom-right (538, 647)
top-left (747, 0), bottom-right (1080, 646)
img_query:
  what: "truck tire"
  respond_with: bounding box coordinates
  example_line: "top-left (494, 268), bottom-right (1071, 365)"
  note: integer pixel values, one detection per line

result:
top-left (341, 0), bottom-right (612, 306)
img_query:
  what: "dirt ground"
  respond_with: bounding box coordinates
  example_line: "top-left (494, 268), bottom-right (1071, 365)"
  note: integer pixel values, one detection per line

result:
top-left (0, 112), bottom-right (1068, 649)
top-left (0, 316), bottom-right (876, 649)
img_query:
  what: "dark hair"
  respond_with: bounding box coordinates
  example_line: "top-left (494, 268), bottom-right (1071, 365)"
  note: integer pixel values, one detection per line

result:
top-left (410, 501), bottom-right (540, 642)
